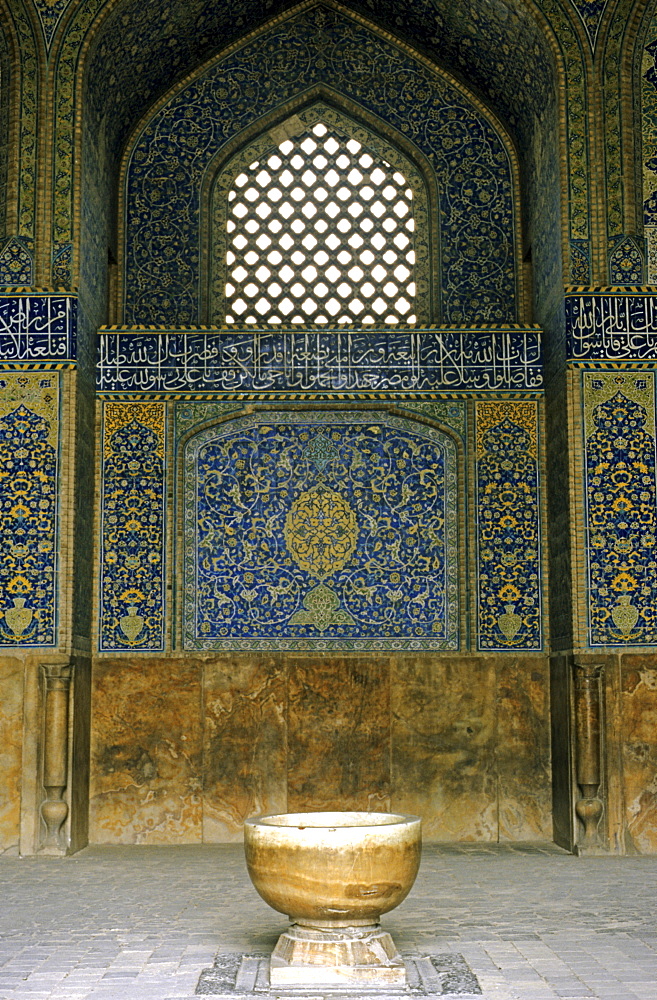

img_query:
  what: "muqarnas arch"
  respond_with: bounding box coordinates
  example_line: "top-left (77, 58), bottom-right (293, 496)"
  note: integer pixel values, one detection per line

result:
top-left (120, 3), bottom-right (522, 328)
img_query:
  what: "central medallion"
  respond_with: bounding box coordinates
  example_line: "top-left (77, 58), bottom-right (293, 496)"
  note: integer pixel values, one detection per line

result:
top-left (284, 483), bottom-right (358, 581)
top-left (284, 483), bottom-right (358, 631)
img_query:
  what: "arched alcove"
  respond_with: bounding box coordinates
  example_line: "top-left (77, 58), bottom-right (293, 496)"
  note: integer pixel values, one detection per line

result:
top-left (118, 5), bottom-right (522, 328)
top-left (78, 0), bottom-right (556, 850)
top-left (77, 0), bottom-right (563, 345)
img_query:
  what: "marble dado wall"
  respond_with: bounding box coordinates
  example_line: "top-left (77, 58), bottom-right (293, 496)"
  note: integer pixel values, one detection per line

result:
top-left (0, 657), bottom-right (23, 852)
top-left (617, 655), bottom-right (657, 853)
top-left (89, 653), bottom-right (552, 844)
top-left (553, 651), bottom-right (657, 856)
top-left (0, 369), bottom-right (65, 852)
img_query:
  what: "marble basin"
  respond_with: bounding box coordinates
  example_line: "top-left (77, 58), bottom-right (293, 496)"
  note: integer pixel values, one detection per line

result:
top-left (244, 811), bottom-right (421, 985)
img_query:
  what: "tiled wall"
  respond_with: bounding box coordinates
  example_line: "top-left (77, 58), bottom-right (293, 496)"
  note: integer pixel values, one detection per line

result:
top-left (90, 395), bottom-right (548, 844)
top-left (0, 373), bottom-right (60, 648)
top-left (582, 372), bottom-right (657, 646)
top-left (97, 399), bottom-right (544, 653)
top-left (98, 402), bottom-right (165, 652)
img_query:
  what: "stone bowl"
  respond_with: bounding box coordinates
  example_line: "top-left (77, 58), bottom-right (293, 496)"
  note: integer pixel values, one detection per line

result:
top-left (244, 811), bottom-right (422, 928)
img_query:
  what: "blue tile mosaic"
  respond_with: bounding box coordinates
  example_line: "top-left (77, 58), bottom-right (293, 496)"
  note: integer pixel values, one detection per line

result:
top-left (565, 293), bottom-right (657, 362)
top-left (569, 240), bottom-right (591, 284)
top-left (609, 236), bottom-right (645, 285)
top-left (181, 410), bottom-right (459, 650)
top-left (123, 5), bottom-right (517, 328)
top-left (51, 243), bottom-right (73, 288)
top-left (98, 327), bottom-right (542, 396)
top-left (33, 0), bottom-right (75, 48)
top-left (99, 403), bottom-right (165, 651)
top-left (0, 373), bottom-right (59, 647)
top-left (475, 402), bottom-right (542, 651)
top-left (85, 0), bottom-right (554, 186)
top-left (571, 0), bottom-right (609, 48)
top-left (584, 372), bottom-right (657, 646)
top-left (0, 238), bottom-right (33, 286)
top-left (643, 37), bottom-right (657, 227)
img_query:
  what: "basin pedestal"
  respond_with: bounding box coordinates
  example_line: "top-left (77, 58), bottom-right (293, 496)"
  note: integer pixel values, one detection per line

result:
top-left (270, 920), bottom-right (405, 985)
top-left (244, 811), bottom-right (421, 988)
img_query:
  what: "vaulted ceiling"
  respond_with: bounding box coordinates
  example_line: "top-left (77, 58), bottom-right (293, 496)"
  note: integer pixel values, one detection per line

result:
top-left (83, 0), bottom-right (558, 176)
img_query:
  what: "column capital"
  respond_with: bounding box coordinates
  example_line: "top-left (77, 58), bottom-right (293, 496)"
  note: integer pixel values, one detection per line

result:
top-left (40, 662), bottom-right (73, 688)
top-left (573, 661), bottom-right (603, 685)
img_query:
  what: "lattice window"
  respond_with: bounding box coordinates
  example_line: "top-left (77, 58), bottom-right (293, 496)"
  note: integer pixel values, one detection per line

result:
top-left (224, 122), bottom-right (417, 325)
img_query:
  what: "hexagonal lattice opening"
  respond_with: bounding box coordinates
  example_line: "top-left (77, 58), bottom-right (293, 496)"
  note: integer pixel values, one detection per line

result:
top-left (224, 122), bottom-right (416, 324)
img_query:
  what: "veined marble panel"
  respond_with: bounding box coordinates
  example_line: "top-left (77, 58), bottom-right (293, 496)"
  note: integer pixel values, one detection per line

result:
top-left (202, 657), bottom-right (287, 842)
top-left (0, 658), bottom-right (23, 851)
top-left (621, 658), bottom-right (657, 854)
top-left (287, 658), bottom-right (390, 813)
top-left (89, 658), bottom-right (203, 844)
top-left (391, 658), bottom-right (498, 840)
top-left (496, 658), bottom-right (551, 840)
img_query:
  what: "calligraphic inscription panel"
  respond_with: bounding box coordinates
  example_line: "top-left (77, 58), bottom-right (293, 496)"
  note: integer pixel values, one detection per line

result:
top-left (565, 293), bottom-right (657, 362)
top-left (475, 401), bottom-right (542, 651)
top-left (0, 373), bottom-right (59, 646)
top-left (99, 402), bottom-right (166, 651)
top-left (584, 372), bottom-right (657, 646)
top-left (98, 327), bottom-right (542, 395)
top-left (0, 294), bottom-right (76, 364)
top-left (182, 411), bottom-right (458, 650)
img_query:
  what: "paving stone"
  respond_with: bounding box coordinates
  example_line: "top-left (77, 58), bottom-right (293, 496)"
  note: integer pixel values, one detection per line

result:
top-left (0, 844), bottom-right (656, 999)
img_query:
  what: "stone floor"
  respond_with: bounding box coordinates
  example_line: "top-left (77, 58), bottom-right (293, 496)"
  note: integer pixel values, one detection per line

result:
top-left (1, 842), bottom-right (656, 1000)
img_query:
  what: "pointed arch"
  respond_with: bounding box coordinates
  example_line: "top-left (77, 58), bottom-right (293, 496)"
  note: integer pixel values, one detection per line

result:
top-left (118, 3), bottom-right (523, 327)
top-left (198, 92), bottom-right (442, 326)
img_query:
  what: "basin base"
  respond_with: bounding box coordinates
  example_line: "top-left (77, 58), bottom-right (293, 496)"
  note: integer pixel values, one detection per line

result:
top-left (270, 924), bottom-right (406, 986)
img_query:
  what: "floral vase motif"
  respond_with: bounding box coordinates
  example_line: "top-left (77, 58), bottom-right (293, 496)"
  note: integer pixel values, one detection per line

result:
top-left (611, 594), bottom-right (639, 636)
top-left (119, 605), bottom-right (144, 642)
top-left (497, 603), bottom-right (522, 641)
top-left (4, 597), bottom-right (33, 636)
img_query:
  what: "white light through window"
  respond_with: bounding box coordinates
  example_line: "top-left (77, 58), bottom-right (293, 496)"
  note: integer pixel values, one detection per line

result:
top-left (225, 122), bottom-right (416, 324)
